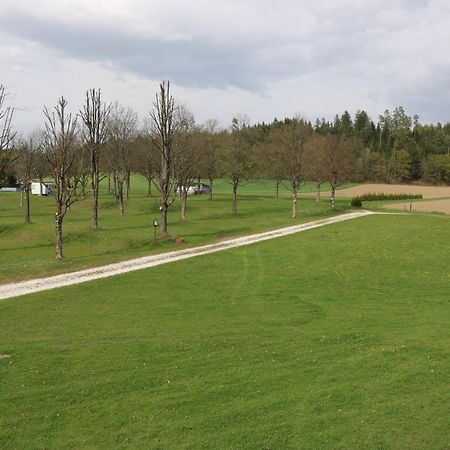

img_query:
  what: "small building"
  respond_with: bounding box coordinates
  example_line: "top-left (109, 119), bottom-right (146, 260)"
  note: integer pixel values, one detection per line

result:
top-left (31, 181), bottom-right (55, 196)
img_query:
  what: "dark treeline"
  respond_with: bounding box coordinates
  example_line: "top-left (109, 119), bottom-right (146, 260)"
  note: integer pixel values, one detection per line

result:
top-left (253, 107), bottom-right (450, 185)
top-left (1, 81), bottom-right (450, 258)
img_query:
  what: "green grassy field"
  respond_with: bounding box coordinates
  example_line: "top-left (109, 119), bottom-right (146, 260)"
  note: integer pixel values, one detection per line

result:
top-left (0, 177), bottom-right (350, 283)
top-left (1, 214), bottom-right (449, 449)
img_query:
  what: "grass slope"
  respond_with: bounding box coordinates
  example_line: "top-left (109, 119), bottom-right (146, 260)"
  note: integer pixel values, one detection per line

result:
top-left (0, 178), bottom-right (349, 283)
top-left (0, 214), bottom-right (449, 449)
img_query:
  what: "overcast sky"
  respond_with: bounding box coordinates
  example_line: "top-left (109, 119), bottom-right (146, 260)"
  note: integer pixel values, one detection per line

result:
top-left (1, 0), bottom-right (450, 133)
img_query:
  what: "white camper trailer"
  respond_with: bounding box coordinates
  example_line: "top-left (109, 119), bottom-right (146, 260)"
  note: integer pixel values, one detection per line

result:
top-left (176, 183), bottom-right (210, 195)
top-left (31, 182), bottom-right (54, 196)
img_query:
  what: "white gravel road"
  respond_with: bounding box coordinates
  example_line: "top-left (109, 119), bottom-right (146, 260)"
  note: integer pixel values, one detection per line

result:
top-left (0, 210), bottom-right (374, 301)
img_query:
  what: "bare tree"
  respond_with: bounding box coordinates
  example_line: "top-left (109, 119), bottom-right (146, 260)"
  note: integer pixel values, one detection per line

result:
top-left (43, 97), bottom-right (82, 259)
top-left (270, 118), bottom-right (312, 218)
top-left (197, 120), bottom-right (221, 200)
top-left (149, 81), bottom-right (177, 237)
top-left (14, 136), bottom-right (39, 223)
top-left (172, 106), bottom-right (199, 221)
top-left (261, 137), bottom-right (285, 200)
top-left (80, 89), bottom-right (111, 229)
top-left (107, 103), bottom-right (138, 216)
top-left (305, 134), bottom-right (328, 202)
top-left (78, 147), bottom-right (90, 199)
top-left (135, 132), bottom-right (158, 196)
top-left (34, 145), bottom-right (51, 196)
top-left (221, 116), bottom-right (254, 215)
top-left (0, 84), bottom-right (16, 187)
top-left (323, 133), bottom-right (361, 210)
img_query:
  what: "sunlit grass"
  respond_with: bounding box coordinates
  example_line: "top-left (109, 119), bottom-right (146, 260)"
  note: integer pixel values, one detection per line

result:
top-left (0, 214), bottom-right (449, 448)
top-left (0, 177), bottom-right (350, 283)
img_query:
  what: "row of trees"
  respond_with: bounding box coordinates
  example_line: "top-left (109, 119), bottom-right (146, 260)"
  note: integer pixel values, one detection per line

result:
top-left (1, 82), bottom-right (208, 258)
top-left (1, 82), bottom-right (450, 259)
top-left (0, 85), bottom-right (16, 187)
top-left (309, 107), bottom-right (450, 183)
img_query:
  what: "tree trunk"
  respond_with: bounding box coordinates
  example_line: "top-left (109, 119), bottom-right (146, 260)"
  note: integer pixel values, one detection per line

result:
top-left (232, 179), bottom-right (238, 215)
top-left (81, 178), bottom-right (86, 198)
top-left (157, 82), bottom-right (173, 238)
top-left (160, 204), bottom-right (168, 236)
top-left (107, 174), bottom-right (111, 194)
top-left (39, 178), bottom-right (43, 196)
top-left (275, 180), bottom-right (280, 200)
top-left (330, 184), bottom-right (336, 210)
top-left (208, 177), bottom-right (213, 200)
top-left (159, 128), bottom-right (170, 237)
top-left (118, 182), bottom-right (125, 216)
top-left (20, 189), bottom-right (23, 207)
top-left (91, 150), bottom-right (100, 229)
top-left (316, 181), bottom-right (321, 202)
top-left (232, 179), bottom-right (239, 214)
top-left (126, 171), bottom-right (131, 200)
top-left (181, 191), bottom-right (187, 221)
top-left (91, 182), bottom-right (99, 229)
top-left (55, 214), bottom-right (63, 260)
top-left (148, 178), bottom-right (152, 196)
top-left (25, 187), bottom-right (30, 223)
top-left (292, 191), bottom-right (297, 218)
top-left (114, 173), bottom-right (119, 199)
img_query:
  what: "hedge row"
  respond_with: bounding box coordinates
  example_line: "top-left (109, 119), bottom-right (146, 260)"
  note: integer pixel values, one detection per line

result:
top-left (351, 192), bottom-right (423, 207)
top-left (355, 193), bottom-right (422, 201)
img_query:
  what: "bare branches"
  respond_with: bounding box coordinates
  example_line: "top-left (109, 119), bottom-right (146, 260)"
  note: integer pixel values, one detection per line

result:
top-left (150, 80), bottom-right (177, 236)
top-left (269, 118), bottom-right (312, 217)
top-left (43, 97), bottom-right (78, 158)
top-left (0, 84), bottom-right (15, 151)
top-left (14, 136), bottom-right (40, 223)
top-left (80, 88), bottom-right (111, 228)
top-left (322, 133), bottom-right (361, 209)
top-left (42, 97), bottom-right (82, 259)
top-left (80, 89), bottom-right (111, 148)
top-left (149, 81), bottom-right (176, 154)
top-left (0, 84), bottom-right (17, 187)
top-left (43, 97), bottom-right (80, 210)
top-left (107, 102), bottom-right (138, 215)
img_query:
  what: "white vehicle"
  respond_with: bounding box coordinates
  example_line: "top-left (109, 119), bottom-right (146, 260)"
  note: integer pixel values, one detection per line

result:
top-left (176, 183), bottom-right (210, 195)
top-left (31, 181), bottom-right (55, 196)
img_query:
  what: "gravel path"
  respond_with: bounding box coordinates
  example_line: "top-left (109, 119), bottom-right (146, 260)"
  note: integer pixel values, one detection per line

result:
top-left (0, 211), bottom-right (373, 301)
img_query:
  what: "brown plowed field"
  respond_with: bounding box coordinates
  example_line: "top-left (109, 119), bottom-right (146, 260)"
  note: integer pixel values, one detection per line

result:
top-left (385, 199), bottom-right (450, 214)
top-left (334, 183), bottom-right (450, 198)
top-left (329, 183), bottom-right (450, 214)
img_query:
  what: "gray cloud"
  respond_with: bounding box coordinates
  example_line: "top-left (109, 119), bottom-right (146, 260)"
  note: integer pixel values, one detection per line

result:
top-left (1, 0), bottom-right (450, 131)
top-left (0, 11), bottom-right (263, 90)
top-left (0, 6), bottom-right (385, 91)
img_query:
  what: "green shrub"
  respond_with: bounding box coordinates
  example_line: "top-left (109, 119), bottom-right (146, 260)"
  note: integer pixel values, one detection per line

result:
top-left (352, 193), bottom-right (423, 203)
top-left (351, 197), bottom-right (362, 207)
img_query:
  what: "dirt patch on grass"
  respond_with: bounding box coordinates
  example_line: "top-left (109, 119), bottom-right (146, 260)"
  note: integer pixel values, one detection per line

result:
top-left (329, 183), bottom-right (450, 199)
top-left (0, 354), bottom-right (10, 359)
top-left (385, 199), bottom-right (450, 215)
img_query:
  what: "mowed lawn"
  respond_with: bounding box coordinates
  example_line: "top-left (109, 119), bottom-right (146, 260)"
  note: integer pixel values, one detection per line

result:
top-left (0, 177), bottom-right (345, 284)
top-left (0, 214), bottom-right (449, 449)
